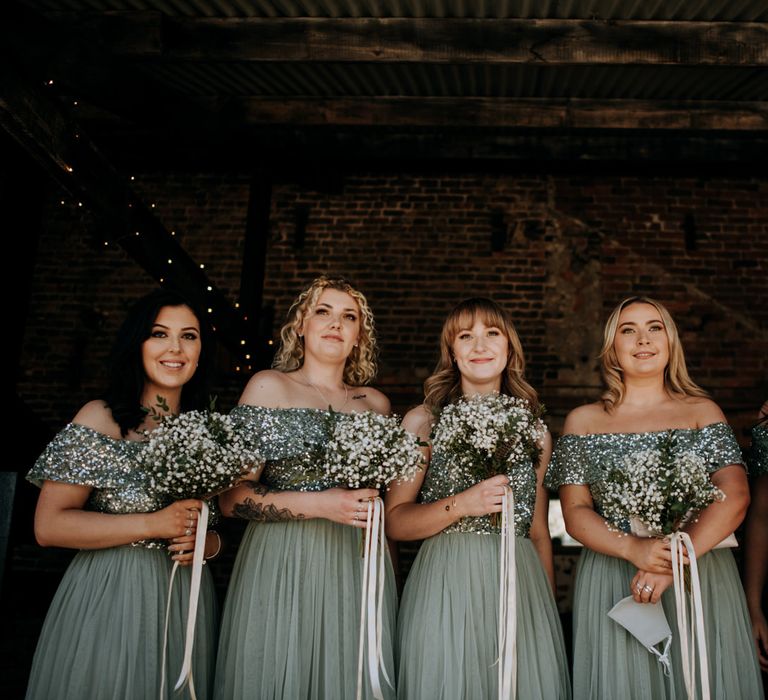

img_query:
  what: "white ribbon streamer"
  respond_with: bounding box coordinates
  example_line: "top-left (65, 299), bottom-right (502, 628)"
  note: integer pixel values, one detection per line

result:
top-left (159, 501), bottom-right (209, 700)
top-left (497, 485), bottom-right (517, 700)
top-left (356, 497), bottom-right (390, 700)
top-left (670, 531), bottom-right (710, 700)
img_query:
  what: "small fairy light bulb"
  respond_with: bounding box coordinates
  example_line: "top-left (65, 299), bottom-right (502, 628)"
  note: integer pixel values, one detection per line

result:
top-left (151, 203), bottom-right (156, 208)
top-left (207, 308), bottom-right (213, 313)
top-left (167, 259), bottom-right (173, 264)
top-left (199, 264), bottom-right (205, 269)
top-left (46, 79), bottom-right (54, 86)
top-left (240, 339), bottom-right (246, 345)
top-left (130, 176), bottom-right (135, 181)
top-left (235, 366), bottom-right (241, 372)
top-left (65, 165), bottom-right (73, 173)
top-left (268, 339), bottom-right (274, 346)
top-left (60, 200), bottom-right (65, 205)
top-left (159, 277), bottom-right (164, 283)
top-left (135, 231), bottom-right (140, 236)
top-left (245, 354), bottom-right (251, 360)
top-left (103, 241), bottom-right (109, 246)
top-left (207, 286), bottom-right (212, 291)
top-left (77, 202), bottom-right (83, 207)
top-left (171, 231), bottom-right (176, 236)
top-left (73, 101), bottom-right (78, 106)
top-left (234, 302), bottom-right (240, 309)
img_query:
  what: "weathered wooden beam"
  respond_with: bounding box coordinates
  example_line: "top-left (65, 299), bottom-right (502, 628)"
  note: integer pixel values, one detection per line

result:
top-left (95, 125), bottom-right (768, 166)
top-left (70, 16), bottom-right (768, 66)
top-left (0, 60), bottom-right (247, 356)
top-left (202, 97), bottom-right (768, 130)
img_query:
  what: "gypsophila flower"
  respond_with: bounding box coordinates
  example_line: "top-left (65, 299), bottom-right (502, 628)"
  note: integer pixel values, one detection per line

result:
top-left (139, 408), bottom-right (262, 500)
top-left (596, 431), bottom-right (725, 537)
top-left (431, 392), bottom-right (546, 485)
top-left (321, 410), bottom-right (424, 490)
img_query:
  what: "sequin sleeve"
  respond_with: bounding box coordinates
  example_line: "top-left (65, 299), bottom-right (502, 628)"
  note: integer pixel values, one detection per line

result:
top-left (26, 424), bottom-right (131, 489)
top-left (748, 424), bottom-right (768, 477)
top-left (695, 422), bottom-right (746, 473)
top-left (545, 435), bottom-right (592, 489)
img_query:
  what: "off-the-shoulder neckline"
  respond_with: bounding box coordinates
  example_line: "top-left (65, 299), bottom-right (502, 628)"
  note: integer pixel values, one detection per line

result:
top-left (234, 404), bottom-right (366, 416)
top-left (559, 422), bottom-right (729, 439)
top-left (66, 422), bottom-right (145, 445)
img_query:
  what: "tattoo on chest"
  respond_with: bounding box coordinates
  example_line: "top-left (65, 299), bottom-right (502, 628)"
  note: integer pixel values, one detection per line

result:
top-left (232, 497), bottom-right (305, 522)
top-left (352, 393), bottom-right (367, 400)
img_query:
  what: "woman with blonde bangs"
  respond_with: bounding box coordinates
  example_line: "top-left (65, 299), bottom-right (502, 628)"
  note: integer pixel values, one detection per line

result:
top-left (215, 276), bottom-right (396, 700)
top-left (546, 296), bottom-right (762, 699)
top-left (387, 298), bottom-right (570, 699)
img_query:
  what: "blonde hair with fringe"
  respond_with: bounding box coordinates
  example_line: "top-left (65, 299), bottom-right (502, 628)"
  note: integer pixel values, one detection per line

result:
top-left (272, 276), bottom-right (378, 386)
top-left (423, 298), bottom-right (540, 416)
top-left (599, 296), bottom-right (709, 411)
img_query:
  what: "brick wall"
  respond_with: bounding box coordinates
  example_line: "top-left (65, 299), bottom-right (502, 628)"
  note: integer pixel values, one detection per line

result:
top-left (7, 167), bottom-right (766, 692)
top-left (17, 169), bottom-right (768, 436)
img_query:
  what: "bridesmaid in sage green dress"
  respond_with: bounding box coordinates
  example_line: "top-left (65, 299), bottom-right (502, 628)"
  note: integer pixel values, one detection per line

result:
top-left (387, 298), bottom-right (570, 700)
top-left (745, 402), bottom-right (768, 677)
top-left (216, 277), bottom-right (396, 700)
top-left (546, 296), bottom-right (762, 699)
top-left (26, 290), bottom-right (219, 700)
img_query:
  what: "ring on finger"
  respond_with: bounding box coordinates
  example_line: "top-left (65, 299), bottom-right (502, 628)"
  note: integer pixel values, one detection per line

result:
top-left (184, 528), bottom-right (193, 536)
top-left (636, 583), bottom-right (643, 592)
top-left (642, 585), bottom-right (654, 593)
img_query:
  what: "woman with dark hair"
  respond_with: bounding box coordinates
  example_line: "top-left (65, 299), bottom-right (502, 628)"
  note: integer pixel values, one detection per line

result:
top-left (547, 296), bottom-right (761, 699)
top-left (215, 276), bottom-right (397, 700)
top-left (26, 289), bottom-right (219, 700)
top-left (745, 401), bottom-right (768, 677)
top-left (387, 298), bottom-right (570, 699)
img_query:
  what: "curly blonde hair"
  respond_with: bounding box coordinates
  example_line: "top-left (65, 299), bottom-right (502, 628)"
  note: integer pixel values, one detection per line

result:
top-left (271, 276), bottom-right (378, 386)
top-left (423, 298), bottom-right (540, 416)
top-left (599, 296), bottom-right (709, 411)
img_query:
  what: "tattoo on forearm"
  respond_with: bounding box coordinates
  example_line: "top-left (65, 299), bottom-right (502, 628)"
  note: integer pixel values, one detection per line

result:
top-left (232, 497), bottom-right (305, 522)
top-left (245, 482), bottom-right (270, 496)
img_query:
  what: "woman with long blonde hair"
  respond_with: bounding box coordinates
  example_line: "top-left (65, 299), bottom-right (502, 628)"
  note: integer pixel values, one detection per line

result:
top-left (547, 296), bottom-right (762, 698)
top-left (387, 298), bottom-right (570, 699)
top-left (215, 276), bottom-right (396, 699)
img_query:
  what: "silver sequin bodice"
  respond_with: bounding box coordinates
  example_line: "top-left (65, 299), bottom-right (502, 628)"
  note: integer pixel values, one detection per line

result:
top-left (418, 411), bottom-right (542, 538)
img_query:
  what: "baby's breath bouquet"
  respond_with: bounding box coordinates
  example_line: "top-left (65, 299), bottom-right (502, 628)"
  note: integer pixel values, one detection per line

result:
top-left (322, 410), bottom-right (424, 490)
top-left (431, 392), bottom-right (546, 482)
top-left (596, 432), bottom-right (725, 537)
top-left (139, 397), bottom-right (262, 500)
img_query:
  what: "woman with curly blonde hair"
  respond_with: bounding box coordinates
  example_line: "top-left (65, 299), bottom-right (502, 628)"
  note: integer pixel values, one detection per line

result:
top-left (215, 276), bottom-right (396, 700)
top-left (387, 298), bottom-right (570, 699)
top-left (547, 296), bottom-right (761, 699)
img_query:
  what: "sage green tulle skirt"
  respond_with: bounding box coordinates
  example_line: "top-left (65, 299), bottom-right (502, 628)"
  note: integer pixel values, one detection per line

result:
top-left (397, 532), bottom-right (571, 700)
top-left (26, 546), bottom-right (218, 700)
top-left (214, 519), bottom-right (397, 700)
top-left (572, 547), bottom-right (763, 700)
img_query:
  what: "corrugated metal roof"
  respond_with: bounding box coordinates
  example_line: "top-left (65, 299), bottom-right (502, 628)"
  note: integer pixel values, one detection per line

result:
top-left (21, 0), bottom-right (768, 21)
top-left (139, 61), bottom-right (768, 101)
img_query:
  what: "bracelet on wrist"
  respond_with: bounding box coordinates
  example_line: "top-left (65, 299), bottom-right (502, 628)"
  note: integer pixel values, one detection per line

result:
top-left (205, 530), bottom-right (222, 560)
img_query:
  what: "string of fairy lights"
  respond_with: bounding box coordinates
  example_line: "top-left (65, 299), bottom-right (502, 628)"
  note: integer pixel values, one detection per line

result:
top-left (44, 74), bottom-right (271, 374)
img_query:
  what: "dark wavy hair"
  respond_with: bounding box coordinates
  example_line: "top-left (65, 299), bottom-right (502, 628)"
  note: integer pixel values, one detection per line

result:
top-left (103, 289), bottom-right (213, 436)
